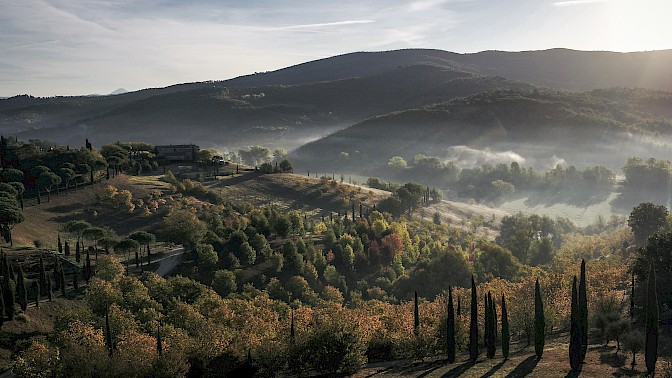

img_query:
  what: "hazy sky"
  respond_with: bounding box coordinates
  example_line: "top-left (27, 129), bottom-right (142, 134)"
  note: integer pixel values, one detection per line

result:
top-left (1, 0), bottom-right (671, 97)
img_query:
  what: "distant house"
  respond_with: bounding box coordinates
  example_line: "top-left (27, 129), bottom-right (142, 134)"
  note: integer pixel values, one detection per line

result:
top-left (156, 144), bottom-right (200, 162)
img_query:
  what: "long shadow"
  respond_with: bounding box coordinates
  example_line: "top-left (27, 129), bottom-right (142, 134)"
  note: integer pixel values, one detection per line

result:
top-left (215, 171), bottom-right (263, 187)
top-left (504, 355), bottom-right (538, 378)
top-left (416, 361), bottom-right (446, 378)
top-left (440, 361), bottom-right (473, 377)
top-left (599, 348), bottom-right (626, 368)
top-left (480, 360), bottom-right (505, 378)
top-left (564, 367), bottom-right (581, 378)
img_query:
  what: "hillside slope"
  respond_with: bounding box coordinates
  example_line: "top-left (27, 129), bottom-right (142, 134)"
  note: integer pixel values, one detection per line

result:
top-left (292, 88), bottom-right (672, 172)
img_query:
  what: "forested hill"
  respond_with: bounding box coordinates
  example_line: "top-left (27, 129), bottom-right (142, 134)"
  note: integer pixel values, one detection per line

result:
top-left (4, 65), bottom-right (532, 149)
top-left (291, 88), bottom-right (672, 172)
top-left (2, 48), bottom-right (672, 150)
top-left (225, 48), bottom-right (672, 92)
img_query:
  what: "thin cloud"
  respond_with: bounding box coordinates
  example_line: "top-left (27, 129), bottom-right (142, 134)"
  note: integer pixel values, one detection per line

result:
top-left (259, 20), bottom-right (375, 31)
top-left (553, 0), bottom-right (607, 7)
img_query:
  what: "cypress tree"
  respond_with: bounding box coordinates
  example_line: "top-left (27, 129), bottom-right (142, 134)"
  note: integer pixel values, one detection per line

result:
top-left (2, 274), bottom-right (14, 319)
top-left (106, 307), bottom-right (114, 356)
top-left (630, 270), bottom-right (635, 321)
top-left (457, 296), bottom-right (461, 316)
top-left (52, 258), bottom-right (60, 291)
top-left (32, 281), bottom-right (39, 307)
top-left (47, 276), bottom-right (53, 301)
top-left (644, 263), bottom-right (658, 377)
top-left (492, 297), bottom-right (498, 343)
top-left (75, 241), bottom-right (80, 263)
top-left (569, 276), bottom-right (581, 371)
top-left (65, 241), bottom-right (70, 257)
top-left (469, 276), bottom-right (479, 362)
top-left (58, 234), bottom-right (63, 254)
top-left (414, 291), bottom-right (419, 337)
top-left (501, 293), bottom-right (510, 360)
top-left (579, 259), bottom-right (588, 361)
top-left (157, 324), bottom-right (163, 357)
top-left (447, 286), bottom-right (456, 363)
top-left (290, 311), bottom-right (295, 345)
top-left (487, 292), bottom-right (496, 358)
top-left (534, 278), bottom-right (545, 360)
top-left (59, 265), bottom-right (66, 297)
top-left (38, 256), bottom-right (47, 296)
top-left (17, 266), bottom-right (27, 311)
top-left (84, 251), bottom-right (92, 284)
top-left (484, 293), bottom-right (489, 349)
top-left (0, 284), bottom-right (4, 326)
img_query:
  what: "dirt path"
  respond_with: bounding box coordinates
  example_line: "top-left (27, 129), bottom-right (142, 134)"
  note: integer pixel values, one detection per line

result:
top-left (154, 248), bottom-right (184, 277)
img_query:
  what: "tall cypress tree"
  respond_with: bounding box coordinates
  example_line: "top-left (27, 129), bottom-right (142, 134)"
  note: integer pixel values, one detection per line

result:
top-left (84, 251), bottom-right (92, 284)
top-left (57, 234), bottom-right (63, 254)
top-left (469, 276), bottom-right (479, 363)
top-left (492, 297), bottom-right (498, 344)
top-left (52, 258), bottom-right (60, 291)
top-left (2, 274), bottom-right (14, 319)
top-left (0, 284), bottom-right (4, 326)
top-left (59, 265), bottom-right (66, 297)
top-left (534, 278), bottom-right (545, 360)
top-left (17, 266), bottom-right (27, 311)
top-left (486, 292), bottom-right (496, 358)
top-left (38, 256), bottom-right (47, 296)
top-left (569, 276), bottom-right (581, 371)
top-left (75, 241), bottom-right (81, 263)
top-left (501, 293), bottom-right (510, 360)
top-left (47, 276), bottom-right (53, 301)
top-left (414, 291), bottom-right (419, 337)
top-left (32, 281), bottom-right (39, 307)
top-left (457, 296), bottom-right (461, 317)
top-left (65, 240), bottom-right (70, 257)
top-left (630, 270), bottom-right (635, 321)
top-left (157, 323), bottom-right (163, 357)
top-left (579, 259), bottom-right (588, 361)
top-left (644, 263), bottom-right (658, 377)
top-left (447, 287), bottom-right (456, 363)
top-left (106, 307), bottom-right (114, 356)
top-left (484, 293), bottom-right (489, 349)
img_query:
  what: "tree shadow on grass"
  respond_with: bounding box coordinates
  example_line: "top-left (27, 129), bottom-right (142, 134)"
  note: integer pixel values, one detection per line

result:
top-left (504, 355), bottom-right (538, 378)
top-left (480, 360), bottom-right (505, 378)
top-left (440, 361), bottom-right (474, 377)
top-left (599, 349), bottom-right (626, 368)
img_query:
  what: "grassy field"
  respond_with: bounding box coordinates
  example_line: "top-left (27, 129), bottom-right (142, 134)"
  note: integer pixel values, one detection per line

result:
top-left (355, 333), bottom-right (672, 378)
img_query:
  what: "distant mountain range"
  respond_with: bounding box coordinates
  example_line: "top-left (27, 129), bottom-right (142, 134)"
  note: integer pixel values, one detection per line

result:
top-left (1, 48), bottom-right (671, 162)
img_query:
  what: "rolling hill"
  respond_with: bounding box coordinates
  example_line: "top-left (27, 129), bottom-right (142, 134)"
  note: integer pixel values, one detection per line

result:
top-left (291, 88), bottom-right (672, 173)
top-left (2, 48), bottom-right (672, 150)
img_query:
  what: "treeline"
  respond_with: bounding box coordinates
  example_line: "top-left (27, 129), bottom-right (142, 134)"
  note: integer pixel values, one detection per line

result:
top-left (383, 155), bottom-right (615, 201)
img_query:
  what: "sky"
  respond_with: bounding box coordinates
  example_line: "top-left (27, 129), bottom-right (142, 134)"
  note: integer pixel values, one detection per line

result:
top-left (1, 0), bottom-right (671, 97)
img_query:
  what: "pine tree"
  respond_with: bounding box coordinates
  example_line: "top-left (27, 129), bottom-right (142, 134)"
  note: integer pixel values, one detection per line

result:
top-left (469, 276), bottom-right (479, 362)
top-left (487, 292), bottom-right (496, 358)
top-left (17, 266), bottom-right (27, 311)
top-left (414, 291), bottom-right (419, 337)
top-left (579, 259), bottom-right (588, 361)
top-left (106, 307), bottom-right (114, 356)
top-left (534, 278), bottom-right (545, 360)
top-left (38, 256), bottom-right (47, 296)
top-left (2, 274), bottom-right (14, 319)
top-left (644, 264), bottom-right (658, 376)
top-left (447, 286), bottom-right (456, 363)
top-left (569, 276), bottom-right (581, 371)
top-left (501, 293), bottom-right (510, 360)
